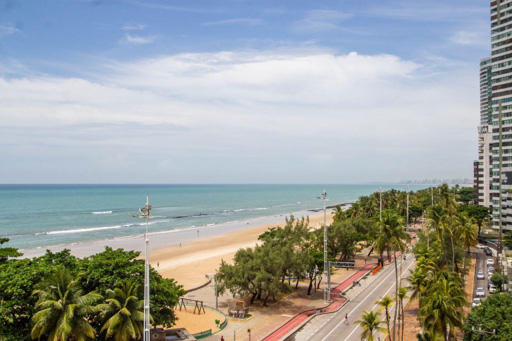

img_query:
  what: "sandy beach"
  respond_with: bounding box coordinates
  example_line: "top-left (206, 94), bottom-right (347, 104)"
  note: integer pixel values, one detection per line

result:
top-left (152, 212), bottom-right (333, 289)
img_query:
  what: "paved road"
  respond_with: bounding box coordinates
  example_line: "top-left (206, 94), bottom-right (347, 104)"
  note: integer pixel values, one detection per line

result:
top-left (292, 253), bottom-right (415, 341)
top-left (473, 248), bottom-right (488, 300)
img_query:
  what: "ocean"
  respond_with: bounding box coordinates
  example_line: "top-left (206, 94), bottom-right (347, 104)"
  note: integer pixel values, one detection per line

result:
top-left (0, 184), bottom-right (428, 252)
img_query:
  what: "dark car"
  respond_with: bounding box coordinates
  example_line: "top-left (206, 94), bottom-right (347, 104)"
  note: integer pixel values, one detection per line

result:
top-left (484, 247), bottom-right (493, 256)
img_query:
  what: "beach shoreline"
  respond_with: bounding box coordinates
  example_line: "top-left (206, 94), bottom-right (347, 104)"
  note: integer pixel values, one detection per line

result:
top-left (20, 209), bottom-right (334, 260)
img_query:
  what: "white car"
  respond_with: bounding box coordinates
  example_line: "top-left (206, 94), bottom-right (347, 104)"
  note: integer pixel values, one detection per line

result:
top-left (477, 271), bottom-right (485, 280)
top-left (487, 259), bottom-right (495, 266)
top-left (476, 287), bottom-right (486, 297)
top-left (472, 298), bottom-right (482, 307)
top-left (489, 284), bottom-right (497, 294)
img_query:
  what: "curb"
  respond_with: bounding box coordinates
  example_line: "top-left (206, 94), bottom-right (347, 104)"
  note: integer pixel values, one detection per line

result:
top-left (262, 264), bottom-right (377, 341)
top-left (281, 297), bottom-right (351, 341)
top-left (186, 274), bottom-right (212, 293)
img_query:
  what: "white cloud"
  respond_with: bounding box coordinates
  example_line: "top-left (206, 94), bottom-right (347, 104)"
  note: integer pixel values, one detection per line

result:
top-left (122, 23), bottom-right (146, 31)
top-left (450, 29), bottom-right (489, 48)
top-left (292, 10), bottom-right (352, 32)
top-left (0, 49), bottom-right (478, 183)
top-left (119, 34), bottom-right (156, 45)
top-left (0, 24), bottom-right (20, 37)
top-left (202, 18), bottom-right (263, 26)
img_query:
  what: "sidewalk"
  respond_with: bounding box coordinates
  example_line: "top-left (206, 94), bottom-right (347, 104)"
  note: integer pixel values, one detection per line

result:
top-left (262, 263), bottom-right (377, 341)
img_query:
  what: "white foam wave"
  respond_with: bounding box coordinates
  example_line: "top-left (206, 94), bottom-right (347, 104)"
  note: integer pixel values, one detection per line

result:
top-left (47, 225), bottom-right (123, 235)
top-left (91, 211), bottom-right (112, 215)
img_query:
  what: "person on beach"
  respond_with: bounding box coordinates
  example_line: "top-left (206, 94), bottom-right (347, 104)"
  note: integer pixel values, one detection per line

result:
top-left (343, 314), bottom-right (349, 325)
top-left (220, 337), bottom-right (224, 341)
top-left (197, 229), bottom-right (199, 237)
top-left (157, 262), bottom-right (159, 268)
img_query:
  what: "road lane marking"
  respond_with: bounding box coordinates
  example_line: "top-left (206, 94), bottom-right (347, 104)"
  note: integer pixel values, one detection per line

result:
top-left (344, 260), bottom-right (416, 341)
top-left (320, 259), bottom-right (414, 341)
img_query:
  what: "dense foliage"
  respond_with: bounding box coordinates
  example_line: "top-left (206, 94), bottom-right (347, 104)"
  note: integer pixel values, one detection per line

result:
top-left (217, 214), bottom-right (377, 305)
top-left (463, 293), bottom-right (512, 340)
top-left (0, 246), bottom-right (185, 341)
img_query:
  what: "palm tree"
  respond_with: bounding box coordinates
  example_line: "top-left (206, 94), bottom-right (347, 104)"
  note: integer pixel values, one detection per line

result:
top-left (439, 184), bottom-right (457, 215)
top-left (31, 267), bottom-right (101, 341)
top-left (456, 213), bottom-right (477, 282)
top-left (354, 310), bottom-right (387, 341)
top-left (398, 286), bottom-right (409, 341)
top-left (379, 209), bottom-right (408, 341)
top-left (441, 215), bottom-right (459, 272)
top-left (376, 295), bottom-right (394, 338)
top-left (418, 272), bottom-right (466, 341)
top-left (427, 205), bottom-right (449, 267)
top-left (407, 269), bottom-right (427, 302)
top-left (332, 205), bottom-right (346, 223)
top-left (99, 280), bottom-right (145, 341)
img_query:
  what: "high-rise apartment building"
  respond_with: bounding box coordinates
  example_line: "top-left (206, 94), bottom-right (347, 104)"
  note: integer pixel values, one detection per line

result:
top-left (476, 58), bottom-right (493, 208)
top-left (487, 0), bottom-right (512, 231)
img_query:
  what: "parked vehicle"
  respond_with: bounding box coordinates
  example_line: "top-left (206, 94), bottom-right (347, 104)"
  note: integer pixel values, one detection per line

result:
top-left (489, 284), bottom-right (497, 294)
top-left (472, 298), bottom-right (482, 307)
top-left (477, 271), bottom-right (485, 280)
top-left (488, 270), bottom-right (494, 278)
top-left (484, 247), bottom-right (493, 256)
top-left (487, 258), bottom-right (495, 266)
top-left (476, 287), bottom-right (486, 297)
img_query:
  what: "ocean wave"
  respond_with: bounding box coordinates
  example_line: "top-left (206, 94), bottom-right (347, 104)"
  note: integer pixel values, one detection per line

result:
top-left (37, 219), bottom-right (169, 236)
top-left (91, 211), bottom-right (112, 215)
top-left (46, 225), bottom-right (123, 235)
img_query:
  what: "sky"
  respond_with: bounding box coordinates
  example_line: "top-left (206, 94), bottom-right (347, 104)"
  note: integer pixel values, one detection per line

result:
top-left (0, 0), bottom-right (491, 184)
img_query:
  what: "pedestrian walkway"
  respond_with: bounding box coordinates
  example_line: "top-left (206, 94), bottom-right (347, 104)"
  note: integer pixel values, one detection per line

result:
top-left (262, 263), bottom-right (377, 341)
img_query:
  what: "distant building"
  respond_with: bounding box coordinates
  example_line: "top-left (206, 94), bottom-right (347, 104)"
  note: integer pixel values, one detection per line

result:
top-left (476, 57), bottom-right (493, 208)
top-left (476, 125), bottom-right (492, 208)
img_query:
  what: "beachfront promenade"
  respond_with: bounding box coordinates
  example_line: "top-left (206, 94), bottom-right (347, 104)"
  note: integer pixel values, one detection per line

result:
top-left (182, 247), bottom-right (413, 341)
top-left (293, 253), bottom-right (415, 341)
top-left (172, 251), bottom-right (413, 341)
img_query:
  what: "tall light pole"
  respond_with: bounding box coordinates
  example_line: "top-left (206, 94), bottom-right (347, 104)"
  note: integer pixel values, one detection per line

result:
top-left (214, 273), bottom-right (218, 310)
top-left (431, 187), bottom-right (434, 206)
top-left (498, 100), bottom-right (505, 279)
top-left (406, 186), bottom-right (409, 229)
top-left (139, 196), bottom-right (152, 341)
top-left (319, 190), bottom-right (329, 302)
top-left (379, 187), bottom-right (382, 222)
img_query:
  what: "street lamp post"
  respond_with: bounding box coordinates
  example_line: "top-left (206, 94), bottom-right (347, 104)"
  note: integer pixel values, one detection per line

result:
top-left (139, 196), bottom-right (152, 341)
top-left (319, 190), bottom-right (329, 302)
top-left (379, 187), bottom-right (382, 222)
top-left (214, 273), bottom-right (218, 310)
top-left (406, 186), bottom-right (409, 229)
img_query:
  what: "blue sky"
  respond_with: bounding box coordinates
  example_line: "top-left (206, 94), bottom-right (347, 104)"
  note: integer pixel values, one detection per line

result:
top-left (0, 0), bottom-right (491, 183)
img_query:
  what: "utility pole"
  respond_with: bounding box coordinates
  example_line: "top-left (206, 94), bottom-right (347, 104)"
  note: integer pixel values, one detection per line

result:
top-left (379, 187), bottom-right (382, 222)
top-left (499, 100), bottom-right (505, 279)
top-left (139, 196), bottom-right (152, 341)
top-left (431, 187), bottom-right (434, 206)
top-left (320, 190), bottom-right (330, 302)
top-left (471, 327), bottom-right (495, 341)
top-left (214, 273), bottom-right (218, 310)
top-left (406, 186), bottom-right (409, 229)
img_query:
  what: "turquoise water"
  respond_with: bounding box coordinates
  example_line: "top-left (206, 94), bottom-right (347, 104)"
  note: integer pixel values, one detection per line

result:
top-left (0, 184), bottom-right (428, 250)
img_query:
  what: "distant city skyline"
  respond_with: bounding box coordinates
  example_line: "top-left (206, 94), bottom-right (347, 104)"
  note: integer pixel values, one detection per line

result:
top-left (0, 0), bottom-right (489, 184)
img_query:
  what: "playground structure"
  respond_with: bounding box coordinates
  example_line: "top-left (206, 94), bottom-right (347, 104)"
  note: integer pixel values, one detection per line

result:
top-left (227, 299), bottom-right (249, 319)
top-left (178, 297), bottom-right (206, 315)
